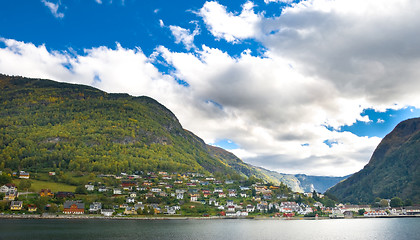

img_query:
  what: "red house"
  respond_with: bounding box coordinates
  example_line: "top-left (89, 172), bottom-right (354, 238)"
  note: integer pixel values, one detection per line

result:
top-left (63, 201), bottom-right (85, 214)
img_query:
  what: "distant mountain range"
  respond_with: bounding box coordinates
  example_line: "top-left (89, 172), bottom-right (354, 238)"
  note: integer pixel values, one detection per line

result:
top-left (327, 117), bottom-right (420, 204)
top-left (0, 74), bottom-right (346, 192)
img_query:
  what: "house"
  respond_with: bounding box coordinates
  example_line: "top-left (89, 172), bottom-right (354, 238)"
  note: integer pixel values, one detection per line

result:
top-left (129, 192), bottom-right (137, 198)
top-left (113, 189), bottom-right (122, 195)
top-left (85, 184), bottom-right (95, 191)
top-left (209, 198), bottom-right (217, 206)
top-left (48, 172), bottom-right (56, 176)
top-left (10, 201), bottom-right (23, 210)
top-left (405, 206), bottom-right (420, 215)
top-left (0, 183), bottom-right (16, 193)
top-left (159, 191), bottom-right (167, 197)
top-left (19, 171), bottom-right (30, 179)
top-left (98, 186), bottom-right (108, 192)
top-left (124, 207), bottom-right (137, 215)
top-left (227, 206), bottom-right (237, 213)
top-left (27, 204), bottom-right (37, 212)
top-left (126, 197), bottom-right (135, 203)
top-left (228, 190), bottom-right (237, 197)
top-left (145, 192), bottom-right (155, 199)
top-left (343, 211), bottom-right (354, 218)
top-left (176, 192), bottom-right (184, 200)
top-left (280, 202), bottom-right (300, 212)
top-left (240, 211), bottom-right (248, 217)
top-left (341, 204), bottom-right (371, 213)
top-left (240, 193), bottom-right (247, 198)
top-left (165, 207), bottom-right (177, 215)
top-left (364, 210), bottom-right (388, 217)
top-left (134, 203), bottom-right (145, 211)
top-left (330, 209), bottom-right (344, 218)
top-left (63, 201), bottom-right (85, 214)
top-left (304, 192), bottom-right (313, 198)
top-left (218, 193), bottom-right (226, 198)
top-left (89, 202), bottom-right (102, 213)
top-left (4, 190), bottom-right (19, 201)
top-left (190, 194), bottom-right (199, 202)
top-left (40, 189), bottom-right (54, 197)
top-left (121, 181), bottom-right (137, 190)
top-left (119, 204), bottom-right (129, 209)
top-left (101, 209), bottom-right (114, 217)
top-left (246, 205), bottom-right (255, 212)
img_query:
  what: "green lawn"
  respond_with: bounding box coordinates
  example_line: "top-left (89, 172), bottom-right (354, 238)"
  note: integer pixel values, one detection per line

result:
top-left (13, 179), bottom-right (76, 192)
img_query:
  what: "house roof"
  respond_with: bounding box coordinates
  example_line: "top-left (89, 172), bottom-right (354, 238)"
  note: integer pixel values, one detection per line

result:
top-left (63, 201), bottom-right (84, 209)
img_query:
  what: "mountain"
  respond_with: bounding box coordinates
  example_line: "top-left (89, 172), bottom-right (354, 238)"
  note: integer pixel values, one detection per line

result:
top-left (326, 118), bottom-right (420, 204)
top-left (294, 174), bottom-right (350, 193)
top-left (208, 144), bottom-right (348, 193)
top-left (0, 74), bottom-right (345, 192)
top-left (0, 74), bottom-right (241, 177)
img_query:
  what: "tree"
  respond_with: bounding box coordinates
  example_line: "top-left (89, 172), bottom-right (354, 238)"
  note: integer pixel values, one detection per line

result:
top-left (18, 179), bottom-right (31, 191)
top-left (0, 173), bottom-right (12, 185)
top-left (380, 199), bottom-right (389, 208)
top-left (358, 209), bottom-right (366, 215)
top-left (75, 185), bottom-right (87, 194)
top-left (390, 197), bottom-right (403, 208)
top-left (404, 199), bottom-right (412, 207)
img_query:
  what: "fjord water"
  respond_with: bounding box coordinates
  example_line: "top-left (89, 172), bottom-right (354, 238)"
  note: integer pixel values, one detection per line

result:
top-left (1, 218), bottom-right (419, 240)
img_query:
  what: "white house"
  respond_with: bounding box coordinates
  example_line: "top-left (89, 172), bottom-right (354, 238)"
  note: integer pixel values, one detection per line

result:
top-left (101, 209), bottom-right (114, 217)
top-left (113, 189), bottom-right (122, 195)
top-left (89, 202), bottom-right (102, 212)
top-left (85, 184), bottom-right (95, 191)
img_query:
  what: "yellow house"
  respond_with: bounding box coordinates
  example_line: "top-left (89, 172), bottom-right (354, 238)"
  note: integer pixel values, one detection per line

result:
top-left (28, 204), bottom-right (37, 212)
top-left (10, 201), bottom-right (23, 211)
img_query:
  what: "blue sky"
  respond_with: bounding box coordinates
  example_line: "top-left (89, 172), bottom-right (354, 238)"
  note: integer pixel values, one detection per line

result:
top-left (1, 0), bottom-right (419, 176)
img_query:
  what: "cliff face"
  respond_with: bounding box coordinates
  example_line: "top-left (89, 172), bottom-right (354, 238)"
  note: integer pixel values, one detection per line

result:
top-left (327, 118), bottom-right (420, 204)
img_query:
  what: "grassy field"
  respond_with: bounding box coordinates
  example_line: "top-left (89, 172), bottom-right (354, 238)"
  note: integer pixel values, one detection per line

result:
top-left (13, 179), bottom-right (76, 192)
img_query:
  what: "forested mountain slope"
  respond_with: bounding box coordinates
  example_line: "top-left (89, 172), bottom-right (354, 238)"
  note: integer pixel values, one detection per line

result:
top-left (327, 118), bottom-right (420, 203)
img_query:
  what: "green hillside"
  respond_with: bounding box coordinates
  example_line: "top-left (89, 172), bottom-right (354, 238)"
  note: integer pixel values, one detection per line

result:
top-left (0, 74), bottom-right (239, 176)
top-left (326, 118), bottom-right (420, 204)
top-left (0, 74), bottom-right (348, 192)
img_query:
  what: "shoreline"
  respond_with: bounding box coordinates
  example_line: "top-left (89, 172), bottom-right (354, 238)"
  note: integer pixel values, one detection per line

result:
top-left (0, 214), bottom-right (418, 221)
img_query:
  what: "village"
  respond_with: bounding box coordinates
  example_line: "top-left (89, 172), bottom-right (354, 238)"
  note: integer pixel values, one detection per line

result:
top-left (1, 170), bottom-right (419, 219)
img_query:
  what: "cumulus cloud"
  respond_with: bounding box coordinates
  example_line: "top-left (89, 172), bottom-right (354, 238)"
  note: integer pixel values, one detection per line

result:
top-left (95, 0), bottom-right (102, 4)
top-left (2, 0), bottom-right (420, 176)
top-left (41, 0), bottom-right (64, 19)
top-left (0, 38), bottom-right (184, 107)
top-left (198, 1), bottom-right (262, 43)
top-left (264, 0), bottom-right (294, 3)
top-left (169, 23), bottom-right (200, 50)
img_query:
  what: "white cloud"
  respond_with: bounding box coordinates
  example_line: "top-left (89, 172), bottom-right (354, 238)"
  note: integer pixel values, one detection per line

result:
top-left (169, 23), bottom-right (200, 50)
top-left (95, 0), bottom-right (102, 4)
top-left (2, 0), bottom-right (420, 176)
top-left (264, 0), bottom-right (294, 3)
top-left (41, 0), bottom-right (64, 19)
top-left (198, 1), bottom-right (262, 43)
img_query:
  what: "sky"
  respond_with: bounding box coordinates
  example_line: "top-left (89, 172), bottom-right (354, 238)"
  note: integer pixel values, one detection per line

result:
top-left (1, 0), bottom-right (420, 176)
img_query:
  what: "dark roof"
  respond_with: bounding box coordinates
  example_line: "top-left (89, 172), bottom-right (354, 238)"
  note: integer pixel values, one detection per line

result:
top-left (63, 200), bottom-right (84, 209)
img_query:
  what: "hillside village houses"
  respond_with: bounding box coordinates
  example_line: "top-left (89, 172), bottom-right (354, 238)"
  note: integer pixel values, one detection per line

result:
top-left (0, 170), bottom-right (419, 218)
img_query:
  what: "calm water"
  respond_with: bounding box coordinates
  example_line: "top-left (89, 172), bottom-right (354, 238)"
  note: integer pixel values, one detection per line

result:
top-left (0, 218), bottom-right (419, 240)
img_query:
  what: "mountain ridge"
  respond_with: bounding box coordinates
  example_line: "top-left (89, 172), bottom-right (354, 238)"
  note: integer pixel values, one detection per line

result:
top-left (326, 117), bottom-right (420, 203)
